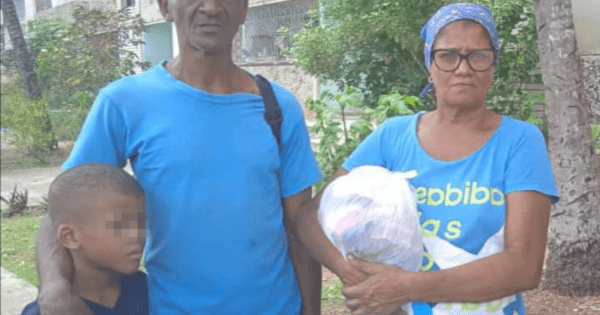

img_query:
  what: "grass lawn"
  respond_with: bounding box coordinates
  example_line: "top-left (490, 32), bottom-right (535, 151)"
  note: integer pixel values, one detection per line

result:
top-left (1, 215), bottom-right (43, 286)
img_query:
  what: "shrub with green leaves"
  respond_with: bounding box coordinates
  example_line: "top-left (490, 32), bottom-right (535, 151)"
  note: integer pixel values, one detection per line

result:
top-left (288, 0), bottom-right (544, 121)
top-left (25, 5), bottom-right (148, 143)
top-left (29, 6), bottom-right (148, 113)
top-left (48, 91), bottom-right (94, 142)
top-left (309, 88), bottom-right (428, 190)
top-left (2, 91), bottom-right (57, 156)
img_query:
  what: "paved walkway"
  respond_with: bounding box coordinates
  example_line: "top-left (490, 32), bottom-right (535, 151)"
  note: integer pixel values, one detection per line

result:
top-left (1, 268), bottom-right (37, 315)
top-left (1, 167), bottom-right (63, 207)
top-left (1, 166), bottom-right (58, 314)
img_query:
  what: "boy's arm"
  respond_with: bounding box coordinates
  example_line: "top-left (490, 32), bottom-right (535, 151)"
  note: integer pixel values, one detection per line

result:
top-left (35, 216), bottom-right (92, 315)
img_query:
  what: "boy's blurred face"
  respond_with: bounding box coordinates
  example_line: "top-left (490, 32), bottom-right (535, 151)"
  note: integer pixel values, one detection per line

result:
top-left (76, 192), bottom-right (146, 275)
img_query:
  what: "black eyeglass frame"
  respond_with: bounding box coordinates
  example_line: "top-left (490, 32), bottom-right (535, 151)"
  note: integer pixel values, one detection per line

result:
top-left (431, 49), bottom-right (497, 72)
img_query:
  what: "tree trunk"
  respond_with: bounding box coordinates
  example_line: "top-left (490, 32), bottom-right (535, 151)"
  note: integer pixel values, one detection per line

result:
top-left (533, 0), bottom-right (600, 295)
top-left (1, 0), bottom-right (41, 99)
top-left (2, 0), bottom-right (57, 151)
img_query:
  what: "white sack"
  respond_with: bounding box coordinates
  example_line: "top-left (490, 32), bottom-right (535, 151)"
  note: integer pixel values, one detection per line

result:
top-left (318, 165), bottom-right (423, 273)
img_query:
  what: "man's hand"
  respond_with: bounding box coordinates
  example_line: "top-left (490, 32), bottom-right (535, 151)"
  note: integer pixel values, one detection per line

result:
top-left (36, 216), bottom-right (93, 315)
top-left (38, 282), bottom-right (93, 315)
top-left (341, 256), bottom-right (410, 315)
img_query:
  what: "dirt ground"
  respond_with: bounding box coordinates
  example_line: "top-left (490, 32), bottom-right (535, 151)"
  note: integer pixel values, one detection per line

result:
top-left (321, 267), bottom-right (600, 315)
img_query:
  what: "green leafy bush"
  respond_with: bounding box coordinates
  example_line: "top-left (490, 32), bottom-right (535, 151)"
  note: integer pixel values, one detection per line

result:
top-left (309, 88), bottom-right (428, 190)
top-left (288, 0), bottom-right (543, 121)
top-left (2, 91), bottom-right (57, 157)
top-left (1, 79), bottom-right (23, 127)
top-left (29, 6), bottom-right (148, 112)
top-left (25, 5), bottom-right (148, 143)
top-left (48, 91), bottom-right (93, 141)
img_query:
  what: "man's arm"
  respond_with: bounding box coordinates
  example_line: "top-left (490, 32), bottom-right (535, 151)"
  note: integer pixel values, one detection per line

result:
top-left (35, 216), bottom-right (92, 315)
top-left (285, 170), bottom-right (368, 288)
top-left (284, 189), bottom-right (321, 315)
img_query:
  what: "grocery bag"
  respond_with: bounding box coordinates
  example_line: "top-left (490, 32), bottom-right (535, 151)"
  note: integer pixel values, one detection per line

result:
top-left (318, 165), bottom-right (423, 315)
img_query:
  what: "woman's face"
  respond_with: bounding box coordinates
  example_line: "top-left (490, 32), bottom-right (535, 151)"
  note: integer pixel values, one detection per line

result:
top-left (429, 20), bottom-right (495, 109)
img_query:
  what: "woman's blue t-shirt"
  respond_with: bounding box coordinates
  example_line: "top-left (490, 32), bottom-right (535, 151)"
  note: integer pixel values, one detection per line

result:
top-left (343, 112), bottom-right (559, 315)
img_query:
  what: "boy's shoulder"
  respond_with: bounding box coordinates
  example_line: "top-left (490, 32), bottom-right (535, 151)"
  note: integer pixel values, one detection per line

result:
top-left (20, 271), bottom-right (148, 315)
top-left (20, 300), bottom-right (41, 315)
top-left (114, 270), bottom-right (149, 314)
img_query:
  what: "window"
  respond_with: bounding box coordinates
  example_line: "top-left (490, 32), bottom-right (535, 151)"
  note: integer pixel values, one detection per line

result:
top-left (122, 0), bottom-right (135, 8)
top-left (241, 0), bottom-right (311, 63)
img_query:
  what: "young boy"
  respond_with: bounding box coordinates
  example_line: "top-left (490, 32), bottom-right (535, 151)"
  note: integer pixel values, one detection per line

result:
top-left (21, 163), bottom-right (149, 315)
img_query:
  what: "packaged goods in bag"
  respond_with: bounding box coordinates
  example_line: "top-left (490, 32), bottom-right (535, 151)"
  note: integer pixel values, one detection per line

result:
top-left (318, 166), bottom-right (422, 314)
top-left (318, 165), bottom-right (423, 272)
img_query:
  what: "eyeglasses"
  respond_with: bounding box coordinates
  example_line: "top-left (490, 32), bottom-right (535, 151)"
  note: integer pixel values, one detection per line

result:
top-left (431, 49), bottom-right (496, 72)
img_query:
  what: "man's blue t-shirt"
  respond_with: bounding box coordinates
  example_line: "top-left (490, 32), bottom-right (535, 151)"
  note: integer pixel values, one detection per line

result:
top-left (343, 112), bottom-right (559, 315)
top-left (63, 63), bottom-right (322, 314)
top-left (21, 271), bottom-right (148, 315)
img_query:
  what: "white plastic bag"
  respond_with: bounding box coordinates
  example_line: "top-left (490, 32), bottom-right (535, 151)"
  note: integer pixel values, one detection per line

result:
top-left (318, 165), bottom-right (423, 272)
top-left (318, 166), bottom-right (422, 315)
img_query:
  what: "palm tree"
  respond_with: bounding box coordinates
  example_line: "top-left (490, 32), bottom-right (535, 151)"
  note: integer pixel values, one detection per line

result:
top-left (533, 0), bottom-right (600, 295)
top-left (1, 0), bottom-right (40, 99)
top-left (2, 0), bottom-right (57, 151)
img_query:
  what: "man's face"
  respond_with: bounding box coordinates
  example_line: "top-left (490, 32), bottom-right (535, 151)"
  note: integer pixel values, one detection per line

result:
top-left (160, 0), bottom-right (248, 53)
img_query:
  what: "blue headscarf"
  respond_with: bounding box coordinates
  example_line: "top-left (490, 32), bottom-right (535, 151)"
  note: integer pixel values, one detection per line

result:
top-left (419, 3), bottom-right (500, 97)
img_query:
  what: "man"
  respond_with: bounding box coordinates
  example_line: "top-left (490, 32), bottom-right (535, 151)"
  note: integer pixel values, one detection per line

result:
top-left (35, 0), bottom-right (334, 313)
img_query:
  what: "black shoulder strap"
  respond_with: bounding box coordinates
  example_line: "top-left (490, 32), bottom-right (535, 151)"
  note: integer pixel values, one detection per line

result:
top-left (254, 74), bottom-right (283, 151)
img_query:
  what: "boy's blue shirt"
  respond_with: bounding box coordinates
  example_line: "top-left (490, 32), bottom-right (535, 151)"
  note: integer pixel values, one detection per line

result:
top-left (21, 271), bottom-right (149, 315)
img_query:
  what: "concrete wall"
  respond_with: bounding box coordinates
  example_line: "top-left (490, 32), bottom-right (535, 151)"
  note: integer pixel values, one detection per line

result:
top-left (249, 0), bottom-right (290, 8)
top-left (24, 0), bottom-right (36, 23)
top-left (242, 61), bottom-right (318, 112)
top-left (139, 0), bottom-right (163, 24)
top-left (35, 0), bottom-right (115, 21)
top-left (51, 0), bottom-right (73, 9)
top-left (572, 0), bottom-right (600, 55)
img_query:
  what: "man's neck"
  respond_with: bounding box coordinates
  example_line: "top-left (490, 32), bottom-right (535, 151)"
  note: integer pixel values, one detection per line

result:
top-left (166, 47), bottom-right (257, 95)
top-left (71, 257), bottom-right (121, 309)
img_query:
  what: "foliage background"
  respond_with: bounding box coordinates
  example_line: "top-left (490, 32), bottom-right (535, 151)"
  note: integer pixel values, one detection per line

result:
top-left (288, 0), bottom-right (543, 116)
top-left (1, 5), bottom-right (147, 156)
top-left (288, 0), bottom-right (548, 186)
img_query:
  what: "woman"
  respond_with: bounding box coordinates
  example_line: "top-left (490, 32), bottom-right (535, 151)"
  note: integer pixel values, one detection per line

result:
top-left (328, 3), bottom-right (559, 315)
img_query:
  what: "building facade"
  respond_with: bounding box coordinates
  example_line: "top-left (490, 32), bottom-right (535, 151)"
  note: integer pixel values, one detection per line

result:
top-left (138, 0), bottom-right (318, 106)
top-left (572, 0), bottom-right (600, 120)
